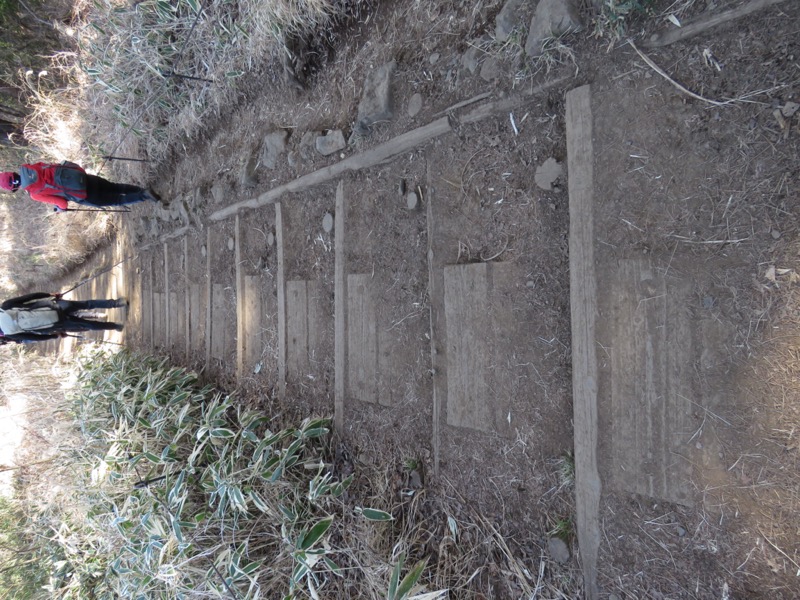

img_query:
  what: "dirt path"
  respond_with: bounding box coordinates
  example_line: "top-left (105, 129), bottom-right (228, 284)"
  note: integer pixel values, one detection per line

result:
top-left (54, 0), bottom-right (800, 597)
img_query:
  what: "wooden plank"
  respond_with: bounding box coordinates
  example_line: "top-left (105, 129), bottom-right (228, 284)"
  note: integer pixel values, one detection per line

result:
top-left (168, 291), bottom-right (179, 351)
top-left (609, 260), bottom-right (693, 505)
top-left (210, 283), bottom-right (227, 360)
top-left (566, 84), bottom-right (600, 600)
top-left (164, 242), bottom-right (170, 348)
top-left (426, 170), bottom-right (445, 475)
top-left (208, 78), bottom-right (567, 222)
top-left (142, 257), bottom-right (153, 351)
top-left (189, 283), bottom-right (204, 356)
top-left (347, 274), bottom-right (377, 404)
top-left (205, 228), bottom-right (212, 370)
top-left (244, 275), bottom-right (263, 370)
top-left (334, 181), bottom-right (346, 433)
top-left (184, 236), bottom-right (190, 360)
top-left (286, 280), bottom-right (309, 379)
top-left (443, 263), bottom-right (492, 431)
top-left (276, 202), bottom-right (286, 399)
top-left (235, 214), bottom-right (245, 378)
top-left (153, 292), bottom-right (165, 349)
top-left (644, 0), bottom-right (787, 47)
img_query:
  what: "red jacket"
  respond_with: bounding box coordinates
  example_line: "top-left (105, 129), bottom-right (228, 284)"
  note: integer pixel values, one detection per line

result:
top-left (22, 162), bottom-right (87, 210)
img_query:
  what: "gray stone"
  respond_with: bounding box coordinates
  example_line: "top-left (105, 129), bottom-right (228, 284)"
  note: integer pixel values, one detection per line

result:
top-left (241, 154), bottom-right (258, 188)
top-left (287, 150), bottom-right (298, 168)
top-left (535, 157), bottom-right (564, 190)
top-left (408, 469), bottom-right (423, 489)
top-left (407, 191), bottom-right (419, 210)
top-left (496, 0), bottom-right (525, 43)
top-left (462, 44), bottom-right (481, 74)
top-left (429, 52), bottom-right (440, 65)
top-left (677, 526), bottom-right (687, 537)
top-left (267, 232), bottom-right (275, 247)
top-left (407, 93), bottom-right (423, 118)
top-left (322, 212), bottom-right (334, 233)
top-left (353, 61), bottom-right (396, 136)
top-left (299, 131), bottom-right (321, 160)
top-left (260, 130), bottom-right (289, 170)
top-left (201, 245), bottom-right (207, 257)
top-left (227, 237), bottom-right (235, 251)
top-left (479, 57), bottom-right (501, 82)
top-left (525, 0), bottom-right (582, 57)
top-left (211, 181), bottom-right (226, 204)
top-left (316, 130), bottom-right (346, 156)
top-left (547, 537), bottom-right (570, 564)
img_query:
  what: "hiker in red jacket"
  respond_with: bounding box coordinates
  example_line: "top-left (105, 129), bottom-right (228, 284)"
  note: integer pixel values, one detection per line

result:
top-left (0, 161), bottom-right (164, 211)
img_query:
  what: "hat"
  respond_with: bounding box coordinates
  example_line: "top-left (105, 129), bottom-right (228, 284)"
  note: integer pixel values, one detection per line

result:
top-left (0, 172), bottom-right (20, 191)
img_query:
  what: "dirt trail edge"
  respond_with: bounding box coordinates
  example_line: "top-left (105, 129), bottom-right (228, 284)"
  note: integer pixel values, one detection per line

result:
top-left (208, 78), bottom-right (567, 221)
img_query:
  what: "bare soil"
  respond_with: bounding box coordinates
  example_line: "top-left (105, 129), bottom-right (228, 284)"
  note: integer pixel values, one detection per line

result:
top-left (98, 0), bottom-right (800, 597)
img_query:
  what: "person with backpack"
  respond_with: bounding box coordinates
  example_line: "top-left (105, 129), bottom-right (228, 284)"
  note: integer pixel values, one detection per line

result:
top-left (0, 160), bottom-right (164, 211)
top-left (0, 291), bottom-right (127, 343)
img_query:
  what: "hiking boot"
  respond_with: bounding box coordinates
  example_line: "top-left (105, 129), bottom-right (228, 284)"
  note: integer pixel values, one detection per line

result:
top-left (113, 297), bottom-right (129, 308)
top-left (145, 190), bottom-right (169, 206)
top-left (113, 323), bottom-right (124, 332)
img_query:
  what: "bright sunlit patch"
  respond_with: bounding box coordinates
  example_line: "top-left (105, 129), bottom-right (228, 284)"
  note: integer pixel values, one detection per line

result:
top-left (0, 393), bottom-right (28, 497)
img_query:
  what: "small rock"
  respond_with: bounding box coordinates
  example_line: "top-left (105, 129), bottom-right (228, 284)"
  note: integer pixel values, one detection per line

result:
top-left (462, 44), bottom-right (481, 74)
top-left (407, 191), bottom-right (419, 210)
top-left (525, 0), bottom-right (582, 57)
top-left (702, 296), bottom-right (714, 309)
top-left (408, 93), bottom-right (423, 118)
top-left (429, 52), bottom-right (440, 65)
top-left (535, 157), bottom-right (564, 190)
top-left (227, 237), bottom-right (235, 251)
top-left (287, 150), bottom-right (297, 168)
top-left (480, 57), bottom-right (501, 82)
top-left (241, 154), bottom-right (259, 188)
top-left (299, 130), bottom-right (321, 160)
top-left (781, 101), bottom-right (799, 118)
top-left (211, 181), bottom-right (226, 204)
top-left (322, 212), bottom-right (334, 233)
top-left (260, 130), bottom-right (289, 170)
top-left (771, 229), bottom-right (781, 239)
top-left (547, 537), bottom-right (570, 564)
top-left (677, 526), bottom-right (687, 537)
top-left (201, 245), bottom-right (207, 257)
top-left (398, 178), bottom-right (406, 196)
top-left (316, 130), bottom-right (346, 156)
top-left (353, 61), bottom-right (396, 137)
top-left (495, 0), bottom-right (525, 43)
top-left (267, 232), bottom-right (275, 247)
top-left (408, 469), bottom-right (423, 489)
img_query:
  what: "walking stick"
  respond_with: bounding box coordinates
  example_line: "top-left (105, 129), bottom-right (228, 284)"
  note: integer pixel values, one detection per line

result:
top-left (57, 207), bottom-right (132, 213)
top-left (59, 254), bottom-right (137, 296)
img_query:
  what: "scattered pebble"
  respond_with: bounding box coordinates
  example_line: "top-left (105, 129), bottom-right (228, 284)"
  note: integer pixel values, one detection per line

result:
top-left (201, 245), bottom-right (207, 257)
top-left (227, 237), bottom-right (235, 251)
top-left (429, 52), bottom-right (440, 65)
top-left (771, 229), bottom-right (781, 239)
top-left (677, 526), bottom-right (687, 537)
top-left (535, 157), bottom-right (564, 191)
top-left (547, 537), bottom-right (571, 564)
top-left (322, 212), bottom-right (334, 233)
top-left (267, 232), bottom-right (275, 247)
top-left (408, 93), bottom-right (423, 118)
top-left (407, 191), bottom-right (420, 210)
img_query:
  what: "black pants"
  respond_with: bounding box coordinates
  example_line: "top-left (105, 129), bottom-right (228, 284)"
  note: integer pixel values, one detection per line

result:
top-left (55, 298), bottom-right (123, 331)
top-left (84, 174), bottom-right (148, 206)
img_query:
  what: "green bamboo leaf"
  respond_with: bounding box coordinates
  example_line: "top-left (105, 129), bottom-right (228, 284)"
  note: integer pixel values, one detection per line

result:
top-left (301, 427), bottom-right (329, 439)
top-left (249, 490), bottom-right (270, 513)
top-left (300, 516), bottom-right (333, 550)
top-left (171, 518), bottom-right (183, 543)
top-left (388, 553), bottom-right (403, 600)
top-left (143, 452), bottom-right (162, 463)
top-left (357, 507), bottom-right (393, 521)
top-left (324, 557), bottom-right (342, 577)
top-left (331, 474), bottom-right (353, 497)
top-left (210, 428), bottom-right (236, 439)
top-left (396, 558), bottom-right (428, 600)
